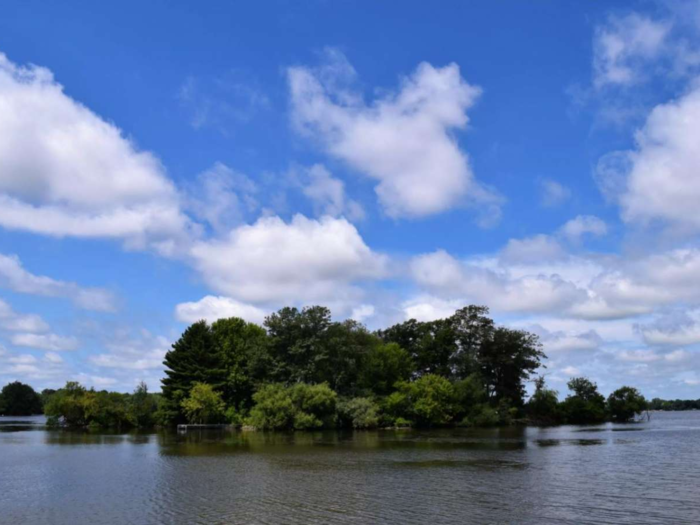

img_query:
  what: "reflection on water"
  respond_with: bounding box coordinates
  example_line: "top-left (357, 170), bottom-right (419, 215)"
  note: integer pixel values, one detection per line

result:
top-left (1, 412), bottom-right (700, 524)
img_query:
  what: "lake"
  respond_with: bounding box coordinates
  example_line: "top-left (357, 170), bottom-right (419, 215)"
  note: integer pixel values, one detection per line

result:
top-left (1, 411), bottom-right (699, 524)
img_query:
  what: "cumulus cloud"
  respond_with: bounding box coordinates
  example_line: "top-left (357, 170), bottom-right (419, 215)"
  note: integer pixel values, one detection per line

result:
top-left (11, 332), bottom-right (79, 351)
top-left (539, 179), bottom-right (571, 208)
top-left (288, 50), bottom-right (499, 219)
top-left (189, 214), bottom-right (387, 306)
top-left (0, 298), bottom-right (49, 333)
top-left (530, 325), bottom-right (603, 353)
top-left (299, 164), bottom-right (364, 221)
top-left (0, 53), bottom-right (194, 254)
top-left (638, 309), bottom-right (700, 346)
top-left (501, 235), bottom-right (567, 264)
top-left (184, 162), bottom-right (258, 234)
top-left (597, 84), bottom-right (700, 231)
top-left (409, 239), bottom-right (700, 323)
top-left (175, 295), bottom-right (268, 325)
top-left (410, 250), bottom-right (587, 315)
top-left (558, 215), bottom-right (608, 242)
top-left (89, 333), bottom-right (170, 371)
top-left (0, 253), bottom-right (115, 311)
top-left (593, 14), bottom-right (670, 88)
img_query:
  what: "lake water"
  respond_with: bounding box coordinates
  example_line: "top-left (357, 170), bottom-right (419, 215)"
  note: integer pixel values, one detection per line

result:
top-left (1, 411), bottom-right (699, 524)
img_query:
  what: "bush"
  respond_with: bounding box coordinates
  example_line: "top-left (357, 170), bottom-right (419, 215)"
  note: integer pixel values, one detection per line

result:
top-left (607, 386), bottom-right (647, 422)
top-left (396, 374), bottom-right (456, 427)
top-left (338, 397), bottom-right (380, 429)
top-left (561, 377), bottom-right (606, 425)
top-left (181, 383), bottom-right (226, 424)
top-left (248, 382), bottom-right (337, 430)
top-left (526, 377), bottom-right (560, 425)
top-left (0, 381), bottom-right (43, 415)
top-left (459, 404), bottom-right (499, 427)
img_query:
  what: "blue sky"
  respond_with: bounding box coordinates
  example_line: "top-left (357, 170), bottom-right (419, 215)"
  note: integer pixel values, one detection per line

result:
top-left (1, 0), bottom-right (700, 398)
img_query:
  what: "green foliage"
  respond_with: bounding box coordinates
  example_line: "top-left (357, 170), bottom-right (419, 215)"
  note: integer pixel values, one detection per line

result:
top-left (248, 384), bottom-right (296, 430)
top-left (526, 376), bottom-right (561, 425)
top-left (0, 381), bottom-right (43, 415)
top-left (379, 306), bottom-right (545, 409)
top-left (161, 321), bottom-right (224, 423)
top-left (181, 383), bottom-right (226, 424)
top-left (648, 398), bottom-right (700, 411)
top-left (337, 397), bottom-right (380, 428)
top-left (561, 377), bottom-right (606, 424)
top-left (128, 382), bottom-right (157, 428)
top-left (248, 382), bottom-right (337, 430)
top-left (607, 386), bottom-right (647, 422)
top-left (43, 381), bottom-right (159, 429)
top-left (394, 374), bottom-right (456, 426)
top-left (358, 342), bottom-right (413, 396)
top-left (211, 317), bottom-right (270, 412)
top-left (459, 404), bottom-right (500, 427)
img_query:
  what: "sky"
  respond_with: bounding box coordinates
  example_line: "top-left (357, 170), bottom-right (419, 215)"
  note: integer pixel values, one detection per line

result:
top-left (1, 0), bottom-right (700, 399)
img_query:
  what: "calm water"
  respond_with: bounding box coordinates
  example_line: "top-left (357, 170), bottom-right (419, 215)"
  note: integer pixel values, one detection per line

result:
top-left (1, 412), bottom-right (699, 524)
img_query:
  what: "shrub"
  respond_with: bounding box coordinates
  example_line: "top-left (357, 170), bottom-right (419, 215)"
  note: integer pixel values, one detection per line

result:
top-left (181, 383), bottom-right (226, 424)
top-left (607, 386), bottom-right (647, 423)
top-left (338, 397), bottom-right (380, 429)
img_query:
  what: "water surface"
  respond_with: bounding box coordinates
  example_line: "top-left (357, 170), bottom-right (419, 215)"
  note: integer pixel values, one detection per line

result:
top-left (1, 412), bottom-right (699, 524)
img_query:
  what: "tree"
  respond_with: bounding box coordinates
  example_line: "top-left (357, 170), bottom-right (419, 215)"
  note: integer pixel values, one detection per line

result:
top-left (358, 342), bottom-right (413, 396)
top-left (128, 382), bottom-right (157, 428)
top-left (0, 381), bottom-right (43, 415)
top-left (379, 318), bottom-right (456, 378)
top-left (337, 397), bottom-right (380, 429)
top-left (181, 383), bottom-right (226, 424)
top-left (526, 376), bottom-right (560, 425)
top-left (247, 384), bottom-right (296, 430)
top-left (561, 377), bottom-right (606, 424)
top-left (248, 382), bottom-right (338, 430)
top-left (44, 382), bottom-right (88, 427)
top-left (607, 386), bottom-right (647, 422)
top-left (161, 321), bottom-right (224, 423)
top-left (478, 327), bottom-right (545, 408)
top-left (395, 374), bottom-right (456, 426)
top-left (211, 317), bottom-right (270, 411)
top-left (450, 306), bottom-right (495, 378)
top-left (264, 306), bottom-right (332, 384)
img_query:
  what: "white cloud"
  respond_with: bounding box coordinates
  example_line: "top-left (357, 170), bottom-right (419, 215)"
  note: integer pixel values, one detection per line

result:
top-left (501, 235), bottom-right (566, 264)
top-left (300, 164), bottom-right (364, 221)
top-left (618, 349), bottom-right (661, 362)
top-left (350, 304), bottom-right (375, 323)
top-left (288, 50), bottom-right (499, 218)
top-left (410, 250), bottom-right (587, 315)
top-left (561, 366), bottom-right (581, 376)
top-left (593, 14), bottom-right (670, 88)
top-left (559, 215), bottom-right (608, 242)
top-left (597, 82), bottom-right (700, 231)
top-left (0, 298), bottom-right (49, 333)
top-left (189, 214), bottom-right (386, 305)
top-left (11, 332), bottom-right (78, 351)
top-left (175, 295), bottom-right (267, 325)
top-left (89, 332), bottom-right (170, 371)
top-left (0, 52), bottom-right (194, 253)
top-left (539, 179), bottom-right (571, 207)
top-left (185, 162), bottom-right (258, 234)
top-left (0, 253), bottom-right (115, 311)
top-left (43, 352), bottom-right (63, 364)
top-left (639, 309), bottom-right (700, 346)
top-left (531, 325), bottom-right (603, 353)
top-left (402, 296), bottom-right (465, 322)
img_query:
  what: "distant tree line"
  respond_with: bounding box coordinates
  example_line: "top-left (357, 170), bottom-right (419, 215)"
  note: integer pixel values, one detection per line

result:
top-left (1, 305), bottom-right (657, 429)
top-left (648, 398), bottom-right (700, 411)
top-left (0, 380), bottom-right (159, 429)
